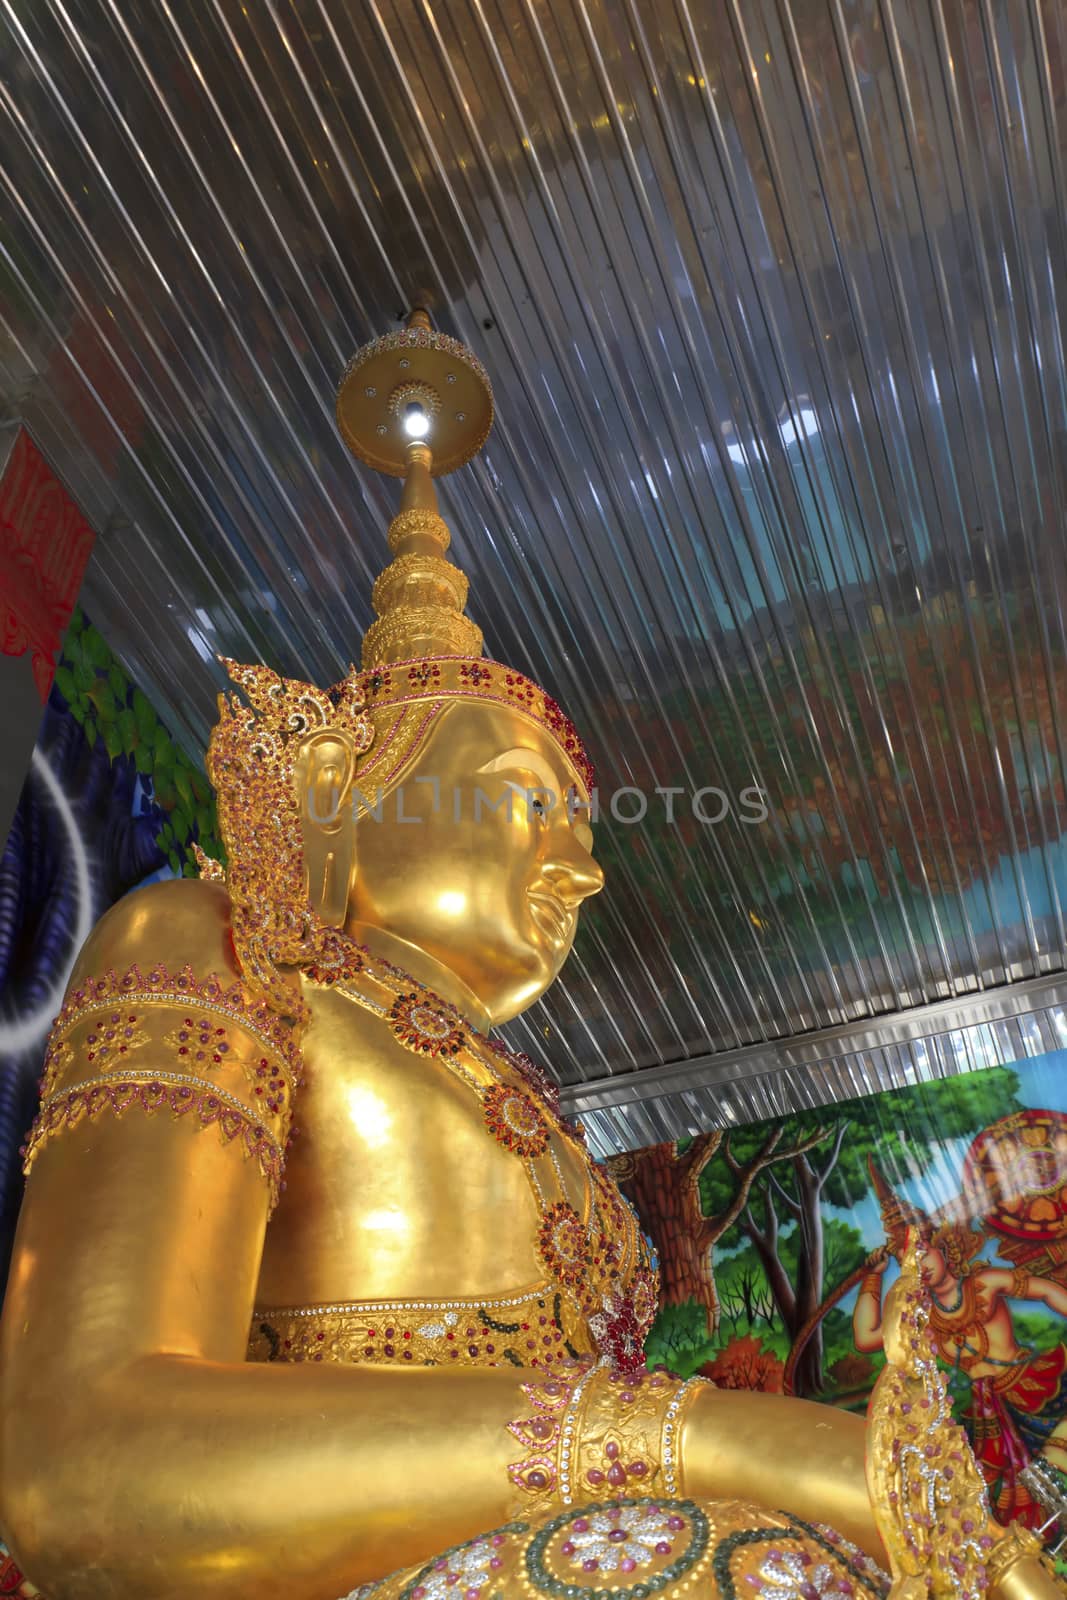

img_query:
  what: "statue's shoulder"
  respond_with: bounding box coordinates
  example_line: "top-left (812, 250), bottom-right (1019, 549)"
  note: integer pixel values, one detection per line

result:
top-left (69, 877), bottom-right (239, 988)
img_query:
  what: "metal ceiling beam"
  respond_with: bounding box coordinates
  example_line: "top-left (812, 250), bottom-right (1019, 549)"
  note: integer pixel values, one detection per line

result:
top-left (563, 972), bottom-right (1067, 1155)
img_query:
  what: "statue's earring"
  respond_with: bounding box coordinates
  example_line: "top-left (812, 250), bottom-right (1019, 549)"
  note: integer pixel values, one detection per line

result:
top-left (298, 731), bottom-right (357, 928)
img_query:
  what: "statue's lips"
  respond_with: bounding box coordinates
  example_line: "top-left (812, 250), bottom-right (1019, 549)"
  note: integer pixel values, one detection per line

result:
top-left (527, 891), bottom-right (572, 944)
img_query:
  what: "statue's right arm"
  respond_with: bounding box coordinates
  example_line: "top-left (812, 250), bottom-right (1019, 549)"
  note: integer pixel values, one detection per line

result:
top-left (0, 880), bottom-right (885, 1599)
top-left (0, 880), bottom-right (531, 1599)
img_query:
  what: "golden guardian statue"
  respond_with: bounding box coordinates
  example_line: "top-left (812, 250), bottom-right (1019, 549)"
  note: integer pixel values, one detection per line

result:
top-left (0, 314), bottom-right (1056, 1600)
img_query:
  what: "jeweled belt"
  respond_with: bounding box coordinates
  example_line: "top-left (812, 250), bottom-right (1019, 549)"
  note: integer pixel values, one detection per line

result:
top-left (248, 1284), bottom-right (596, 1370)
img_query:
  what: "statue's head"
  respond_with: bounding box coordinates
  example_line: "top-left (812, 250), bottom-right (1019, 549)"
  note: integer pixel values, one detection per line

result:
top-left (207, 324), bottom-right (602, 1024)
top-left (346, 695), bottom-right (600, 1020)
top-left (208, 653), bottom-right (601, 1025)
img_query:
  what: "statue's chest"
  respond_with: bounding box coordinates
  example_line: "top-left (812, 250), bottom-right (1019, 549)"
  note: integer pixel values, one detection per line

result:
top-left (256, 978), bottom-right (596, 1305)
top-left (256, 970), bottom-right (658, 1372)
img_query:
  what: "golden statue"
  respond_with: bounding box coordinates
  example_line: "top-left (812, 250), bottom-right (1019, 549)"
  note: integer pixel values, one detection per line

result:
top-left (0, 314), bottom-right (1056, 1600)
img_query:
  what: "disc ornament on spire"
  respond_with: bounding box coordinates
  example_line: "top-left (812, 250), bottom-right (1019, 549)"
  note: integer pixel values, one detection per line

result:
top-left (336, 307), bottom-right (494, 479)
top-left (338, 308), bottom-right (492, 668)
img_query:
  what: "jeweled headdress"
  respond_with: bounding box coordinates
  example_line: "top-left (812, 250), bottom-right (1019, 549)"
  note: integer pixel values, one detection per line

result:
top-left (337, 311), bottom-right (592, 799)
top-left (208, 665), bottom-right (374, 1019)
top-left (868, 1158), bottom-right (984, 1278)
top-left (207, 310), bottom-right (593, 1012)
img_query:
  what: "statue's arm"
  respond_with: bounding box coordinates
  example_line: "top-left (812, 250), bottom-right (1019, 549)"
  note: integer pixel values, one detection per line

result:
top-left (0, 881), bottom-right (529, 1598)
top-left (683, 1385), bottom-right (880, 1558)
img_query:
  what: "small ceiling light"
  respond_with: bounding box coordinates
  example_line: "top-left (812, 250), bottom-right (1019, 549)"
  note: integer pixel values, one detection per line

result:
top-left (403, 401), bottom-right (430, 439)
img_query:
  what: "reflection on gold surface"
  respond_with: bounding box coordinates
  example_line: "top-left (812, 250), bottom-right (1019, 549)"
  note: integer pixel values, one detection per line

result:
top-left (344, 1084), bottom-right (393, 1150)
top-left (359, 1207), bottom-right (412, 1238)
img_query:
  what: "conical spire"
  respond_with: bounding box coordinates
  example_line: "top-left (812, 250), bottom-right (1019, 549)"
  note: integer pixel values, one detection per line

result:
top-left (336, 307), bottom-right (493, 668)
top-left (868, 1156), bottom-right (930, 1255)
top-left (362, 421), bottom-right (483, 667)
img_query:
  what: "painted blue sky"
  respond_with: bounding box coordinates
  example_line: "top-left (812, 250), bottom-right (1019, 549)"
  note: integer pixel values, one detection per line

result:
top-left (827, 1050), bottom-right (1067, 1314)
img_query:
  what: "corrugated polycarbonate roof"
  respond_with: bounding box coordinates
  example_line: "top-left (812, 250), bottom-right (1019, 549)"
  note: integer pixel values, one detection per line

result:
top-left (3, 1), bottom-right (1067, 1150)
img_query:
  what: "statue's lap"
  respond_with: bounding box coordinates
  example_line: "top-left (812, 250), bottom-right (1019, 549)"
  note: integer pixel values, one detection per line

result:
top-left (349, 1498), bottom-right (888, 1600)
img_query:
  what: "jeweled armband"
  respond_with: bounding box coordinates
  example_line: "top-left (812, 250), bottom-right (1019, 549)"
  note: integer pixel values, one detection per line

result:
top-left (23, 962), bottom-right (302, 1209)
top-left (506, 1358), bottom-right (709, 1519)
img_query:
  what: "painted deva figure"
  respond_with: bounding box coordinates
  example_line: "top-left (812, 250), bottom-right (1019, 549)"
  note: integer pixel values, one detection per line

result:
top-left (858, 1164), bottom-right (1067, 1529)
top-left (0, 316), bottom-right (1057, 1600)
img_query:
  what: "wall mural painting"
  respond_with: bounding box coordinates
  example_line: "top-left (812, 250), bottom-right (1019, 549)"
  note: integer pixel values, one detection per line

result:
top-left (614, 1059), bottom-right (1067, 1532)
top-left (0, 606), bottom-right (220, 1269)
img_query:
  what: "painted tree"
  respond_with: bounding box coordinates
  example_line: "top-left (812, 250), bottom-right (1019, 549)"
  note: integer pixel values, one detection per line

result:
top-left (698, 1067), bottom-right (1024, 1395)
top-left (624, 1067), bottom-right (1025, 1393)
top-left (715, 1217), bottom-right (867, 1347)
top-left (610, 1122), bottom-right (827, 1335)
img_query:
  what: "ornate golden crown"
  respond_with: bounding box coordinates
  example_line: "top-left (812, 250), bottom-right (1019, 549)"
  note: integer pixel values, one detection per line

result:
top-left (868, 1159), bottom-right (984, 1278)
top-left (206, 312), bottom-right (594, 1011)
top-left (334, 310), bottom-right (593, 796)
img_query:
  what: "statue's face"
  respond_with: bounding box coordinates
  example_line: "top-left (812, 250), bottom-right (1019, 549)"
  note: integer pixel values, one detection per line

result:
top-left (346, 700), bottom-right (604, 1023)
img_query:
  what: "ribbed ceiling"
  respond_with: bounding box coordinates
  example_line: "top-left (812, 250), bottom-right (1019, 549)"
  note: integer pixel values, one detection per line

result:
top-left (2, 0), bottom-right (1067, 1145)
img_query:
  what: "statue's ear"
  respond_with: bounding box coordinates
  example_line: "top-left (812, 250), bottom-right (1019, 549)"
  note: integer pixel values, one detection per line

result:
top-left (296, 729), bottom-right (358, 928)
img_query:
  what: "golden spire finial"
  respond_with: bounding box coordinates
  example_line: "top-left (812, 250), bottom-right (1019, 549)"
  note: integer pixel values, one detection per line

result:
top-left (336, 308), bottom-right (494, 667)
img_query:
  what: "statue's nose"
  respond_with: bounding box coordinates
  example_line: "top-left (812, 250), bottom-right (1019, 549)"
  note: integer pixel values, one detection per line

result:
top-left (543, 849), bottom-right (605, 907)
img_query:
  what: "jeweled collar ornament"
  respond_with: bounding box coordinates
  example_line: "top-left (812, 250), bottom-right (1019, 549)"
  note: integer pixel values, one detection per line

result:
top-left (207, 310), bottom-right (594, 1013)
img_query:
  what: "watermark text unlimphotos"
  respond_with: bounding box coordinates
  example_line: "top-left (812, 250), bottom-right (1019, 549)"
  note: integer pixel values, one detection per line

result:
top-left (309, 782), bottom-right (770, 827)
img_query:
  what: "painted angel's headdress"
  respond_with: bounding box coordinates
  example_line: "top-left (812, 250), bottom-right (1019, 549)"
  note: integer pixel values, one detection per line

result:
top-left (868, 1158), bottom-right (985, 1279)
top-left (207, 311), bottom-right (593, 1015)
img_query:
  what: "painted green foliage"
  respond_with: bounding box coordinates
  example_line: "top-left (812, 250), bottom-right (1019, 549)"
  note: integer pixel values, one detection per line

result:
top-left (53, 608), bottom-right (224, 875)
top-left (638, 1066), bottom-right (1024, 1398)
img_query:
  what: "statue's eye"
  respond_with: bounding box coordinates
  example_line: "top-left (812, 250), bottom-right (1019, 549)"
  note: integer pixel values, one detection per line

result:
top-left (500, 776), bottom-right (555, 822)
